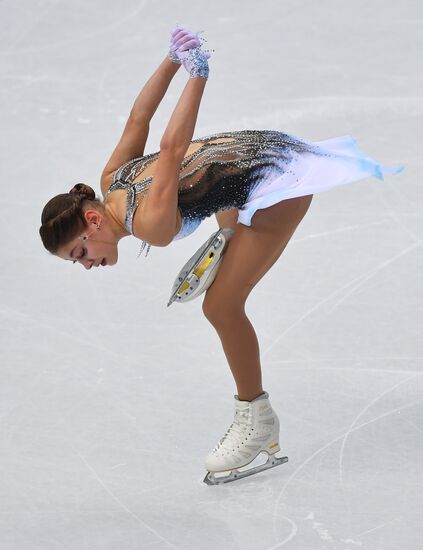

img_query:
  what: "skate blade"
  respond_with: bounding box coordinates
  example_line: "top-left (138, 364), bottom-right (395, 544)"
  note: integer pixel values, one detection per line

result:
top-left (203, 453), bottom-right (288, 486)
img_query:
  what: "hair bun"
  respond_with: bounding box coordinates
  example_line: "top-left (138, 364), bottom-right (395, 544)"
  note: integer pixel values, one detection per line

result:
top-left (69, 183), bottom-right (96, 201)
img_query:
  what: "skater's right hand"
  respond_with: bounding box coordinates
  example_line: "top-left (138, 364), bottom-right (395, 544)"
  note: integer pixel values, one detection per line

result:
top-left (168, 26), bottom-right (213, 79)
top-left (168, 27), bottom-right (202, 63)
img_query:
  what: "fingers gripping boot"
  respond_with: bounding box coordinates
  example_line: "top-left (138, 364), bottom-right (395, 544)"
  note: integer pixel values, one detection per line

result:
top-left (205, 392), bottom-right (280, 473)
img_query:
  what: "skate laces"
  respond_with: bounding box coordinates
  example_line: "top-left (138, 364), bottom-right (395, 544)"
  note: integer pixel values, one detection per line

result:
top-left (214, 408), bottom-right (251, 453)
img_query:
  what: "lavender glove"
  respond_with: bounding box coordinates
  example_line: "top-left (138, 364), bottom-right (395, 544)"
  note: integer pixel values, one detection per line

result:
top-left (168, 26), bottom-right (213, 79)
top-left (168, 27), bottom-right (201, 64)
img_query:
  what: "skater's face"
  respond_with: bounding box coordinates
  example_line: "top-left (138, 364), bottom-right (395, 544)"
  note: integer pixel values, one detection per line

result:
top-left (56, 210), bottom-right (119, 269)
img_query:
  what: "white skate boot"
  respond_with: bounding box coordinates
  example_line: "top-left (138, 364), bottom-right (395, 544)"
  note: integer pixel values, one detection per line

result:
top-left (203, 392), bottom-right (288, 485)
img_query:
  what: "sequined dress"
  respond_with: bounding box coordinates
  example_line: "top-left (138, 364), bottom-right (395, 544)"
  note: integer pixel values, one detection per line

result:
top-left (105, 130), bottom-right (403, 254)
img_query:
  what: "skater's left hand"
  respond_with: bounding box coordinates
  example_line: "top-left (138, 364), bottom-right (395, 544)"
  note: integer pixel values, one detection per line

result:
top-left (168, 27), bottom-right (200, 63)
top-left (168, 26), bottom-right (213, 65)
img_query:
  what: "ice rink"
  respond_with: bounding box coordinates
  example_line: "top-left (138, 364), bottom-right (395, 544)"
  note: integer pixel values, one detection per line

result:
top-left (1, 1), bottom-right (422, 548)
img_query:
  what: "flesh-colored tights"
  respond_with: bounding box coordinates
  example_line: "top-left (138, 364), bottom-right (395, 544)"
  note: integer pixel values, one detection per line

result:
top-left (203, 195), bottom-right (313, 402)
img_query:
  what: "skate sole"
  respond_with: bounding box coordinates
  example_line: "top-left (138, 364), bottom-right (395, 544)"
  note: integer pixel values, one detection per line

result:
top-left (203, 453), bottom-right (288, 486)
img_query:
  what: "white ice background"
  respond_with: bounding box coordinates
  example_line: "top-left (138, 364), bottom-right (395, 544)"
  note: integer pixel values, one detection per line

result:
top-left (0, 1), bottom-right (422, 549)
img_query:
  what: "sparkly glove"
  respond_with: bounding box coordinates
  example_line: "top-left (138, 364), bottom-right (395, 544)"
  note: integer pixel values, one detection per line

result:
top-left (168, 26), bottom-right (213, 79)
top-left (178, 47), bottom-right (210, 79)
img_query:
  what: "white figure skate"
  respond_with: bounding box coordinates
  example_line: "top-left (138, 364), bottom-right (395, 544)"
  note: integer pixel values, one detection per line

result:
top-left (203, 392), bottom-right (288, 485)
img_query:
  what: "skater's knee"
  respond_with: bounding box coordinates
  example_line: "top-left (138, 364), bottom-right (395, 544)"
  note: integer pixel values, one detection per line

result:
top-left (202, 291), bottom-right (246, 328)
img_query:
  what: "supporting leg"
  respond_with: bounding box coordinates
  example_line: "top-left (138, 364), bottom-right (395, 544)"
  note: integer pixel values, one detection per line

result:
top-left (208, 310), bottom-right (263, 402)
top-left (204, 196), bottom-right (313, 399)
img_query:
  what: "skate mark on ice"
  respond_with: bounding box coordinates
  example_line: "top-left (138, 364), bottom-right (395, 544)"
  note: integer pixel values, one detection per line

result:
top-left (1, 0), bottom-right (50, 57)
top-left (337, 373), bottom-right (421, 486)
top-left (0, 304), bottom-right (151, 369)
top-left (265, 95), bottom-right (423, 107)
top-left (1, 0), bottom-right (148, 56)
top-left (293, 219), bottom-right (390, 243)
top-left (377, 186), bottom-right (420, 243)
top-left (402, 416), bottom-right (423, 436)
top-left (70, 444), bottom-right (180, 549)
top-left (238, 96), bottom-right (423, 127)
top-left (325, 241), bottom-right (421, 315)
top-left (262, 240), bottom-right (421, 357)
top-left (270, 398), bottom-right (421, 549)
top-left (305, 511), bottom-right (335, 543)
top-left (265, 361), bottom-right (422, 375)
top-left (265, 514), bottom-right (298, 550)
top-left (353, 517), bottom-right (401, 540)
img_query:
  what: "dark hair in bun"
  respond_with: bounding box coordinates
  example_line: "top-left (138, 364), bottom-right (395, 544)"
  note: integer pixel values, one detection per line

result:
top-left (69, 183), bottom-right (96, 201)
top-left (39, 183), bottom-right (103, 254)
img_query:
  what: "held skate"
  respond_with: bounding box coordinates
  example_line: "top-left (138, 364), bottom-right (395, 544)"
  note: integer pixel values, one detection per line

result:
top-left (203, 392), bottom-right (288, 485)
top-left (167, 228), bottom-right (234, 306)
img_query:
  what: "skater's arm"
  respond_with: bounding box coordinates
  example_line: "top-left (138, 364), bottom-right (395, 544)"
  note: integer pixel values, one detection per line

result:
top-left (100, 29), bottom-right (203, 195)
top-left (100, 58), bottom-right (180, 195)
top-left (133, 74), bottom-right (208, 246)
top-left (131, 57), bottom-right (181, 124)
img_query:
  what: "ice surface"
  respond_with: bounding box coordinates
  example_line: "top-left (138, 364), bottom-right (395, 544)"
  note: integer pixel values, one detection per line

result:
top-left (0, 0), bottom-right (422, 549)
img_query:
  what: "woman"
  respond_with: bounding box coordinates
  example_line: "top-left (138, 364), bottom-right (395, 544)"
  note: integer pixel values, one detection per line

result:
top-left (39, 27), bottom-right (403, 484)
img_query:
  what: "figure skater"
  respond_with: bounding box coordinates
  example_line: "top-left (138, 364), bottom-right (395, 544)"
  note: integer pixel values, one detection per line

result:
top-left (39, 27), bottom-right (403, 485)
